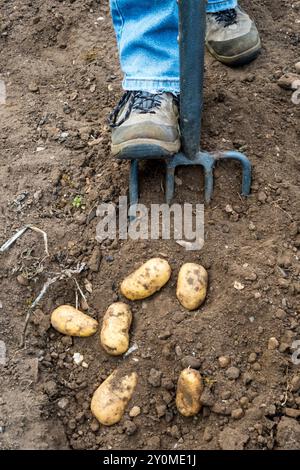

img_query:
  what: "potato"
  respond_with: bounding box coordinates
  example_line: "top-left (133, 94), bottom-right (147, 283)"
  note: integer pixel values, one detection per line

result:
top-left (91, 370), bottom-right (137, 426)
top-left (100, 302), bottom-right (132, 356)
top-left (176, 368), bottom-right (203, 417)
top-left (176, 263), bottom-right (208, 310)
top-left (51, 305), bottom-right (98, 337)
top-left (121, 258), bottom-right (171, 300)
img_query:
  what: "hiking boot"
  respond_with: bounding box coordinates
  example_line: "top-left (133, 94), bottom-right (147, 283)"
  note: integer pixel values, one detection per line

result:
top-left (206, 6), bottom-right (261, 66)
top-left (109, 91), bottom-right (180, 159)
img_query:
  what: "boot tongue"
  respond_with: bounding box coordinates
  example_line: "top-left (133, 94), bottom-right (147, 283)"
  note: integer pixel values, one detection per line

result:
top-left (215, 9), bottom-right (237, 27)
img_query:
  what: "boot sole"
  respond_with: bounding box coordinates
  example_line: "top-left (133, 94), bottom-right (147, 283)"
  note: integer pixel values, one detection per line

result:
top-left (112, 138), bottom-right (180, 160)
top-left (206, 38), bottom-right (261, 66)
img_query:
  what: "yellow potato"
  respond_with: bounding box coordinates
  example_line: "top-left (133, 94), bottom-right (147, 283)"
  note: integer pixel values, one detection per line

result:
top-left (121, 258), bottom-right (171, 300)
top-left (50, 305), bottom-right (98, 337)
top-left (100, 302), bottom-right (132, 356)
top-left (176, 368), bottom-right (203, 417)
top-left (176, 263), bottom-right (208, 310)
top-left (91, 370), bottom-right (137, 426)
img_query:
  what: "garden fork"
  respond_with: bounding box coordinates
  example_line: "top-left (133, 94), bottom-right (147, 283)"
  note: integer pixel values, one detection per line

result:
top-left (121, 0), bottom-right (252, 207)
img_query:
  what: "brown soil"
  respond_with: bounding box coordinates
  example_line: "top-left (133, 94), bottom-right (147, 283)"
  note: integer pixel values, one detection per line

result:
top-left (0, 0), bottom-right (300, 451)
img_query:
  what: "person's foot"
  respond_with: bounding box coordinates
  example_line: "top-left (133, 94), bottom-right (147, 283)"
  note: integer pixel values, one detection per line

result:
top-left (109, 91), bottom-right (180, 159)
top-left (206, 6), bottom-right (261, 66)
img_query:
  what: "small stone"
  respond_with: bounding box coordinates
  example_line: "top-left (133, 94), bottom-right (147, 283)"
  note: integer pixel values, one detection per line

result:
top-left (28, 82), bottom-right (39, 92)
top-left (181, 355), bottom-right (202, 369)
top-left (284, 408), bottom-right (300, 419)
top-left (175, 345), bottom-right (182, 357)
top-left (248, 353), bottom-right (257, 363)
top-left (295, 62), bottom-right (300, 74)
top-left (148, 369), bottom-right (162, 387)
top-left (277, 73), bottom-right (300, 90)
top-left (200, 389), bottom-right (215, 407)
top-left (61, 336), bottom-right (73, 347)
top-left (221, 391), bottom-right (231, 400)
top-left (240, 397), bottom-right (249, 408)
top-left (234, 281), bottom-right (245, 291)
top-left (57, 398), bottom-right (69, 410)
top-left (123, 420), bottom-right (137, 436)
top-left (88, 246), bottom-right (102, 272)
top-left (129, 406), bottom-right (141, 418)
top-left (290, 375), bottom-right (300, 392)
top-left (218, 356), bottom-right (231, 368)
top-left (90, 419), bottom-right (100, 432)
top-left (17, 274), bottom-right (29, 286)
top-left (158, 330), bottom-right (172, 340)
top-left (231, 408), bottom-right (244, 420)
top-left (268, 337), bottom-right (279, 350)
top-left (156, 404), bottom-right (167, 418)
top-left (257, 191), bottom-right (267, 203)
top-left (203, 427), bottom-right (213, 442)
top-left (252, 362), bottom-right (261, 371)
top-left (226, 367), bottom-right (240, 380)
top-left (275, 309), bottom-right (286, 320)
top-left (243, 372), bottom-right (253, 385)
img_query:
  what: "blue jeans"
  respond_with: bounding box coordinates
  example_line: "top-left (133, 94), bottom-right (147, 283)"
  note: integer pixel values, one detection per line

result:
top-left (110, 0), bottom-right (237, 93)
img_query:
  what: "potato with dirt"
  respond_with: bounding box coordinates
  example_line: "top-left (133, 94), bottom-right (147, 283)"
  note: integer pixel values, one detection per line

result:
top-left (91, 370), bottom-right (138, 426)
top-left (176, 263), bottom-right (208, 310)
top-left (100, 302), bottom-right (132, 356)
top-left (176, 368), bottom-right (203, 417)
top-left (121, 258), bottom-right (171, 300)
top-left (50, 305), bottom-right (98, 337)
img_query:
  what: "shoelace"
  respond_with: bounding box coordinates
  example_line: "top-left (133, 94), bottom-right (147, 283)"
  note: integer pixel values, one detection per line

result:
top-left (108, 91), bottom-right (164, 128)
top-left (213, 8), bottom-right (237, 27)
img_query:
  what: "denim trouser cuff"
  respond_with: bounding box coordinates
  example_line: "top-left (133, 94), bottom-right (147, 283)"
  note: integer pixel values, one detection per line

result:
top-left (123, 77), bottom-right (180, 94)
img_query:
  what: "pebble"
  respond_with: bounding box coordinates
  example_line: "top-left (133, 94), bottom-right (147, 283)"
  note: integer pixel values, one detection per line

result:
top-left (181, 355), bottom-right (202, 369)
top-left (88, 246), bottom-right (102, 272)
top-left (257, 191), bottom-right (267, 203)
top-left (284, 408), bottom-right (300, 419)
top-left (243, 372), bottom-right (253, 385)
top-left (28, 82), bottom-right (39, 92)
top-left (240, 397), bottom-right (249, 408)
top-left (57, 398), bottom-right (69, 410)
top-left (123, 420), bottom-right (137, 436)
top-left (252, 362), bottom-right (261, 371)
top-left (295, 62), bottom-right (300, 74)
top-left (231, 408), bottom-right (244, 420)
top-left (158, 330), bottom-right (172, 340)
top-left (218, 356), bottom-right (231, 368)
top-left (17, 274), bottom-right (29, 286)
top-left (226, 367), bottom-right (240, 380)
top-left (268, 337), bottom-right (279, 350)
top-left (148, 369), bottom-right (162, 387)
top-left (156, 404), bottom-right (167, 418)
top-left (221, 391), bottom-right (231, 400)
top-left (277, 73), bottom-right (300, 90)
top-left (290, 375), bottom-right (300, 392)
top-left (203, 427), bottom-right (213, 442)
top-left (248, 353), bottom-right (257, 363)
top-left (90, 419), bottom-right (100, 432)
top-left (129, 406), bottom-right (141, 418)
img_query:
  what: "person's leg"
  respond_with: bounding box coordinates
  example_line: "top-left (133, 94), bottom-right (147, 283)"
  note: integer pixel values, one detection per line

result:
top-left (110, 0), bottom-right (179, 94)
top-left (109, 0), bottom-right (180, 158)
top-left (206, 0), bottom-right (261, 65)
